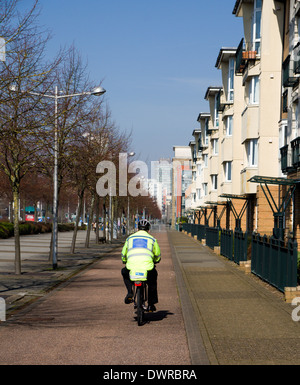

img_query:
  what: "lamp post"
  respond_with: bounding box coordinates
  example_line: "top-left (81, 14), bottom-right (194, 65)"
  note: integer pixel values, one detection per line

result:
top-left (127, 152), bottom-right (135, 235)
top-left (10, 84), bottom-right (106, 269)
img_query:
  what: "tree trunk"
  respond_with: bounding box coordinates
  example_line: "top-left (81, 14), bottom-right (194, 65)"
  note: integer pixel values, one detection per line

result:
top-left (85, 193), bottom-right (95, 248)
top-left (95, 196), bottom-right (100, 244)
top-left (13, 188), bottom-right (21, 275)
top-left (70, 192), bottom-right (84, 254)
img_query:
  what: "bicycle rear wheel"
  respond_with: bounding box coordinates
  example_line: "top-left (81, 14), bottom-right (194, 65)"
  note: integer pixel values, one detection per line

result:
top-left (136, 286), bottom-right (144, 326)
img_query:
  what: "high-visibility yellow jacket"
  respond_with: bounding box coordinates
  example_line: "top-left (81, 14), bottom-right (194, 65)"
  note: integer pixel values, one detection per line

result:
top-left (121, 230), bottom-right (161, 272)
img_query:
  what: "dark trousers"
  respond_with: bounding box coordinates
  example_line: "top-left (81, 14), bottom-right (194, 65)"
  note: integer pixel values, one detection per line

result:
top-left (121, 266), bottom-right (158, 305)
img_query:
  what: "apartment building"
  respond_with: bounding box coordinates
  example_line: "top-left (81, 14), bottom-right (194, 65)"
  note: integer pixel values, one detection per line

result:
top-left (183, 0), bottom-right (294, 239)
top-left (279, 0), bottom-right (300, 245)
top-left (188, 115), bottom-right (210, 211)
top-left (232, 0), bottom-right (287, 237)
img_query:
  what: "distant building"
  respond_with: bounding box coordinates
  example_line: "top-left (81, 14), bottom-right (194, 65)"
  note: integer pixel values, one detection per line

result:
top-left (171, 146), bottom-right (192, 227)
top-left (150, 158), bottom-right (173, 220)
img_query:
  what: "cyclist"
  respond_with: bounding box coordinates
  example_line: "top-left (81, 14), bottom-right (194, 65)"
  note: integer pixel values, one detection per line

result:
top-left (121, 219), bottom-right (161, 312)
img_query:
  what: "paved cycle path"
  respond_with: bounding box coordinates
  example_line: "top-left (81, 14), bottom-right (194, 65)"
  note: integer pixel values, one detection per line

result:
top-left (2, 227), bottom-right (300, 367)
top-left (169, 230), bottom-right (300, 365)
top-left (0, 229), bottom-right (191, 365)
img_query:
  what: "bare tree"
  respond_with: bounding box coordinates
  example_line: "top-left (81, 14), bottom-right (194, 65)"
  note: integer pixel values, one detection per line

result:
top-left (0, 1), bottom-right (60, 274)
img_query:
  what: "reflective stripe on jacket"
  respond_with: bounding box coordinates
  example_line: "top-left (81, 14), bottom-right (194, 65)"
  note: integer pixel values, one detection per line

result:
top-left (121, 230), bottom-right (161, 271)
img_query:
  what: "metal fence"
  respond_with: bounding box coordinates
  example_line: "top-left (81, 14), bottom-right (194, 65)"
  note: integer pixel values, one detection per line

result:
top-left (180, 224), bottom-right (298, 292)
top-left (220, 229), bottom-right (233, 261)
top-left (251, 233), bottom-right (298, 292)
top-left (234, 230), bottom-right (248, 265)
top-left (206, 227), bottom-right (220, 249)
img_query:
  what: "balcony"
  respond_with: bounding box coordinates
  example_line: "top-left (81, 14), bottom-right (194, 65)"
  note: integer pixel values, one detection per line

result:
top-left (282, 55), bottom-right (298, 87)
top-left (235, 38), bottom-right (257, 75)
top-left (280, 145), bottom-right (295, 174)
top-left (294, 42), bottom-right (300, 74)
top-left (216, 90), bottom-right (225, 112)
top-left (291, 136), bottom-right (300, 168)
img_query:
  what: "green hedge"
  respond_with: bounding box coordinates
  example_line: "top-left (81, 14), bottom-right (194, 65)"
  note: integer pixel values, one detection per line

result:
top-left (0, 222), bottom-right (14, 238)
top-left (0, 222), bottom-right (84, 238)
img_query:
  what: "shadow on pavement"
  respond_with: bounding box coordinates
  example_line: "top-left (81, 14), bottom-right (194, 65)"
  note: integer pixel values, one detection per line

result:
top-left (134, 310), bottom-right (174, 325)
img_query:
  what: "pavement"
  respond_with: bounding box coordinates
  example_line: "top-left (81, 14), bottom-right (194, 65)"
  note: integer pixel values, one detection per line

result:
top-left (0, 230), bottom-right (125, 314)
top-left (0, 226), bottom-right (300, 366)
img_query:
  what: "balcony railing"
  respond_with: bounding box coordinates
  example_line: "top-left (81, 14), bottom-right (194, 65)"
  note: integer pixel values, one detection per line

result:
top-left (235, 38), bottom-right (257, 75)
top-left (283, 55), bottom-right (299, 87)
top-left (216, 90), bottom-right (225, 112)
top-left (282, 90), bottom-right (288, 113)
top-left (280, 145), bottom-right (290, 173)
top-left (294, 42), bottom-right (300, 74)
top-left (291, 136), bottom-right (300, 168)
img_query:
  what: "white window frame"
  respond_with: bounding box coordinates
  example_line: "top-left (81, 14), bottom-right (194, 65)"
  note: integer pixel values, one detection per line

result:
top-left (224, 161), bottom-right (232, 182)
top-left (203, 183), bottom-right (208, 196)
top-left (212, 139), bottom-right (219, 155)
top-left (196, 188), bottom-right (201, 200)
top-left (204, 118), bottom-right (209, 145)
top-left (214, 93), bottom-right (219, 128)
top-left (249, 76), bottom-right (259, 105)
top-left (246, 139), bottom-right (258, 167)
top-left (197, 164), bottom-right (201, 176)
top-left (252, 0), bottom-right (262, 55)
top-left (211, 175), bottom-right (218, 191)
top-left (228, 57), bottom-right (234, 102)
top-left (279, 123), bottom-right (288, 149)
top-left (294, 102), bottom-right (299, 139)
top-left (226, 115), bottom-right (233, 136)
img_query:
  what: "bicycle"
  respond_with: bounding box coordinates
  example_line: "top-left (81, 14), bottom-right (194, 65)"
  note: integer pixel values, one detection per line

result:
top-left (130, 271), bottom-right (148, 326)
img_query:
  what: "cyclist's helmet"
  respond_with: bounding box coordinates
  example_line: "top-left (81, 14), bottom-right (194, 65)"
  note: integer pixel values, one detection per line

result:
top-left (138, 219), bottom-right (151, 231)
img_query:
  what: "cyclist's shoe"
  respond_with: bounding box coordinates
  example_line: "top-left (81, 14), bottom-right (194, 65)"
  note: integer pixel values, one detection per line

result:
top-left (124, 293), bottom-right (133, 304)
top-left (147, 304), bottom-right (156, 312)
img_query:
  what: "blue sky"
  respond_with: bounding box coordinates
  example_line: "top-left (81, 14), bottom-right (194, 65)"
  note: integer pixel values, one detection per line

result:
top-left (35, 0), bottom-right (242, 163)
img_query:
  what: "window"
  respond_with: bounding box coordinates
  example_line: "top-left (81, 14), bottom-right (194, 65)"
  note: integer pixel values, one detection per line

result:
top-left (197, 136), bottom-right (202, 152)
top-left (214, 93), bottom-right (219, 128)
top-left (224, 161), bottom-right (232, 182)
top-left (197, 164), bottom-right (201, 176)
top-left (212, 139), bottom-right (219, 155)
top-left (226, 115), bottom-right (233, 136)
top-left (203, 154), bottom-right (208, 167)
top-left (228, 57), bottom-right (234, 102)
top-left (249, 76), bottom-right (259, 104)
top-left (252, 0), bottom-right (262, 54)
top-left (279, 124), bottom-right (288, 148)
top-left (294, 103), bottom-right (299, 138)
top-left (196, 189), bottom-right (201, 200)
top-left (246, 139), bottom-right (258, 167)
top-left (204, 118), bottom-right (209, 145)
top-left (211, 175), bottom-right (218, 190)
top-left (203, 183), bottom-right (208, 196)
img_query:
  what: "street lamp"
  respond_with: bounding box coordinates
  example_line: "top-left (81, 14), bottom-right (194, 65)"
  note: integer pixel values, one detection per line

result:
top-left (127, 152), bottom-right (135, 235)
top-left (10, 84), bottom-right (106, 269)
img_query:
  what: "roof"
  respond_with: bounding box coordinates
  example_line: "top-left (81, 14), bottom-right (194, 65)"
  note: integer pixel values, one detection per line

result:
top-left (215, 48), bottom-right (237, 69)
top-left (204, 86), bottom-right (222, 100)
top-left (232, 0), bottom-right (241, 15)
top-left (197, 112), bottom-right (210, 122)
